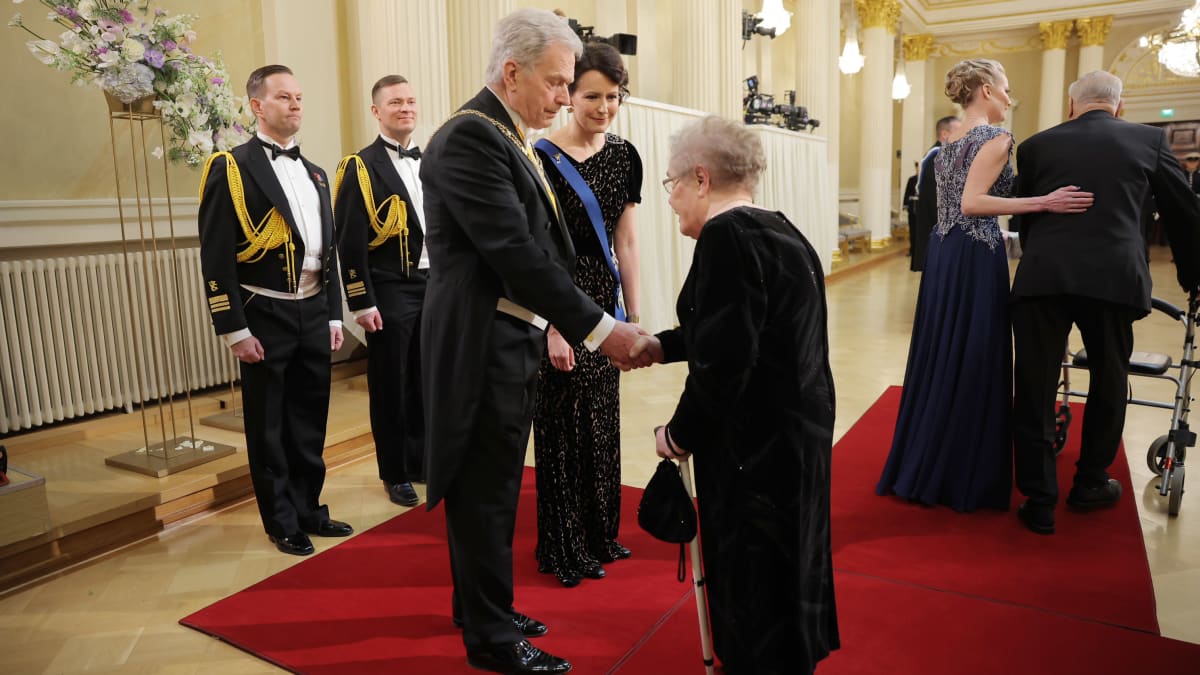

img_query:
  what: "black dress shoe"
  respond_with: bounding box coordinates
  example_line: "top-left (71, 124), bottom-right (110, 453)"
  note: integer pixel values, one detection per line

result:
top-left (467, 639), bottom-right (571, 674)
top-left (556, 573), bottom-right (581, 588)
top-left (582, 563), bottom-right (605, 579)
top-left (452, 613), bottom-right (549, 638)
top-left (1017, 501), bottom-right (1055, 535)
top-left (301, 519), bottom-right (354, 537)
top-left (269, 533), bottom-right (315, 556)
top-left (595, 541), bottom-right (632, 563)
top-left (386, 481), bottom-right (420, 507)
top-left (1066, 478), bottom-right (1122, 510)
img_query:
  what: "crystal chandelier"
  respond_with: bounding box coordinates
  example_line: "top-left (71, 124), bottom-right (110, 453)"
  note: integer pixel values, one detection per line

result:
top-left (1139, 1), bottom-right (1200, 78)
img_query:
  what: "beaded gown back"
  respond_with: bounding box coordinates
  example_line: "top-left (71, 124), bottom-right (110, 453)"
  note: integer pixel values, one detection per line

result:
top-left (877, 124), bottom-right (1015, 512)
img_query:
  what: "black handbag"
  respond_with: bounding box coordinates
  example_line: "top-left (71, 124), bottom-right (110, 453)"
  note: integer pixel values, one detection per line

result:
top-left (638, 458), bottom-right (697, 581)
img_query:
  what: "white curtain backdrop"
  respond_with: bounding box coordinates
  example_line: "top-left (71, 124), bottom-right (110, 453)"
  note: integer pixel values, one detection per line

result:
top-left (601, 98), bottom-right (836, 333)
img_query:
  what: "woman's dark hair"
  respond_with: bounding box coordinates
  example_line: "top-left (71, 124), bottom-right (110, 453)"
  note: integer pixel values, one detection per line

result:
top-left (570, 42), bottom-right (630, 101)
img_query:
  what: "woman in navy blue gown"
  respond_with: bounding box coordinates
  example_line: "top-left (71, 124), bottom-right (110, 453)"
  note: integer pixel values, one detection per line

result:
top-left (876, 59), bottom-right (1093, 512)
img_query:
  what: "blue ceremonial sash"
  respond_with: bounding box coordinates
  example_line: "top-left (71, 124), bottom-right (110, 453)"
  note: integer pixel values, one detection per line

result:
top-left (534, 138), bottom-right (625, 321)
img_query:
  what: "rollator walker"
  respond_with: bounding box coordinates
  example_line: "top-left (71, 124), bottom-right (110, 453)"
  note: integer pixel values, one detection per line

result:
top-left (1053, 292), bottom-right (1196, 516)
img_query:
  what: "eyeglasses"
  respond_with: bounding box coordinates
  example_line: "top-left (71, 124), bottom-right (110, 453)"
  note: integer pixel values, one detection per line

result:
top-left (662, 174), bottom-right (685, 194)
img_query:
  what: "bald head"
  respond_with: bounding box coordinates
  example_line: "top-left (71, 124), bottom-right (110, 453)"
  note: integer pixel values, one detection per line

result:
top-left (1068, 71), bottom-right (1123, 118)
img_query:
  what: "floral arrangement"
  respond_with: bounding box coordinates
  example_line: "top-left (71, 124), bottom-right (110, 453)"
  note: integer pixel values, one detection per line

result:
top-left (8, 0), bottom-right (255, 166)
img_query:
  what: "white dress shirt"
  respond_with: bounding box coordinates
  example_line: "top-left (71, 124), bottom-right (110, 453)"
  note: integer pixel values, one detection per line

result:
top-left (221, 133), bottom-right (341, 346)
top-left (484, 87), bottom-right (614, 351)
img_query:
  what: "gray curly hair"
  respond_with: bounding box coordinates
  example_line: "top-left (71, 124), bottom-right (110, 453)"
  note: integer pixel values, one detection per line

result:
top-left (485, 8), bottom-right (583, 86)
top-left (669, 116), bottom-right (768, 193)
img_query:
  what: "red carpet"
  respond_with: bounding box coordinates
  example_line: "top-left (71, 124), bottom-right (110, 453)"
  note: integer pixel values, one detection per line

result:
top-left (181, 469), bottom-right (689, 674)
top-left (183, 388), bottom-right (1198, 673)
top-left (625, 575), bottom-right (1200, 675)
top-left (833, 386), bottom-right (1158, 632)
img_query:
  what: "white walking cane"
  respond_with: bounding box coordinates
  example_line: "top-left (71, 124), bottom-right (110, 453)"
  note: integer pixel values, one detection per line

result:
top-left (677, 457), bottom-right (715, 675)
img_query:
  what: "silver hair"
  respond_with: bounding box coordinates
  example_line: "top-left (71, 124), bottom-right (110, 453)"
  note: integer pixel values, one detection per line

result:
top-left (484, 8), bottom-right (583, 86)
top-left (669, 116), bottom-right (768, 193)
top-left (1069, 71), bottom-right (1123, 107)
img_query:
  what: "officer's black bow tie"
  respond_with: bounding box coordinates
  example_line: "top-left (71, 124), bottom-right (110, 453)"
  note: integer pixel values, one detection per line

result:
top-left (258, 138), bottom-right (301, 161)
top-left (385, 142), bottom-right (422, 160)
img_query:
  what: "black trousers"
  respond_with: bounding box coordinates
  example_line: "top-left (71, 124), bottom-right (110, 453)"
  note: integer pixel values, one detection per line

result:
top-left (445, 314), bottom-right (543, 651)
top-left (366, 275), bottom-right (427, 484)
top-left (239, 292), bottom-right (332, 538)
top-left (1012, 295), bottom-right (1138, 506)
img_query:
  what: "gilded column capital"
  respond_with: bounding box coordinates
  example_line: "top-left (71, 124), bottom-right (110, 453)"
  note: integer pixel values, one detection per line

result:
top-left (903, 34), bottom-right (934, 61)
top-left (1074, 16), bottom-right (1113, 47)
top-left (1038, 20), bottom-right (1074, 51)
top-left (855, 0), bottom-right (901, 33)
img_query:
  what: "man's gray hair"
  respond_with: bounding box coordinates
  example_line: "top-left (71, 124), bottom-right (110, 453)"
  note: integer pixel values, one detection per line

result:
top-left (1069, 71), bottom-right (1123, 107)
top-left (485, 8), bottom-right (582, 85)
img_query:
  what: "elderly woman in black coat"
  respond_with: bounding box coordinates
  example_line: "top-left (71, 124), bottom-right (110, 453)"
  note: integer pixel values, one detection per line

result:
top-left (632, 116), bottom-right (839, 675)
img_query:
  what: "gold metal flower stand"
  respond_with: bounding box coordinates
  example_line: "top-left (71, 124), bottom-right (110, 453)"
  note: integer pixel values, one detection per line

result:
top-left (100, 93), bottom-right (236, 477)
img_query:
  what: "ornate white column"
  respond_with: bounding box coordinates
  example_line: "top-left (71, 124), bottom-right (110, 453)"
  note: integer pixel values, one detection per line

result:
top-left (344, 0), bottom-right (451, 147)
top-left (1075, 16), bottom-right (1112, 79)
top-left (898, 34), bottom-right (933, 209)
top-left (672, 0), bottom-right (742, 118)
top-left (794, 0), bottom-right (839, 260)
top-left (447, 0), bottom-right (515, 108)
top-left (1037, 20), bottom-right (1073, 131)
top-left (857, 0), bottom-right (901, 249)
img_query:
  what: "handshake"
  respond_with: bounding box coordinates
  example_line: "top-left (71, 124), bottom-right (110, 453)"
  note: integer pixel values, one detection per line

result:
top-left (599, 321), bottom-right (665, 372)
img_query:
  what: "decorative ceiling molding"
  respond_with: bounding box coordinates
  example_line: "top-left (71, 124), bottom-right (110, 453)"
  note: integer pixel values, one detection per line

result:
top-left (895, 0), bottom-right (1192, 36)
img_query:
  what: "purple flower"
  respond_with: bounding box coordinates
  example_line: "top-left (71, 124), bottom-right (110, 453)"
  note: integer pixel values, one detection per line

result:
top-left (119, 9), bottom-right (133, 23)
top-left (144, 48), bottom-right (164, 68)
top-left (210, 77), bottom-right (224, 85)
top-left (234, 123), bottom-right (244, 132)
top-left (162, 39), bottom-right (176, 51)
top-left (155, 8), bottom-right (167, 16)
top-left (97, 18), bottom-right (118, 32)
top-left (169, 60), bottom-right (183, 70)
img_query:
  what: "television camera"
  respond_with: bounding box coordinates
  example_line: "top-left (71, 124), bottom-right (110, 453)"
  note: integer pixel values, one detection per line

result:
top-left (567, 18), bottom-right (637, 55)
top-left (743, 76), bottom-right (820, 133)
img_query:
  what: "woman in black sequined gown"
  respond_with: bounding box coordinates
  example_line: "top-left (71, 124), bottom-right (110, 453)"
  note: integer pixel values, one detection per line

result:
top-left (531, 44), bottom-right (642, 588)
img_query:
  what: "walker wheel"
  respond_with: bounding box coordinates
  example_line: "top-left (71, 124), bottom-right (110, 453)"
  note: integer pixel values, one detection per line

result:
top-left (1053, 405), bottom-right (1072, 456)
top-left (1168, 465), bottom-right (1185, 517)
top-left (1148, 435), bottom-right (1170, 476)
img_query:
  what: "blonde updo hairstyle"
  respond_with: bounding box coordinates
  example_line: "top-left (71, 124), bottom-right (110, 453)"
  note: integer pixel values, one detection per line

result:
top-left (668, 116), bottom-right (768, 193)
top-left (944, 59), bottom-right (1005, 106)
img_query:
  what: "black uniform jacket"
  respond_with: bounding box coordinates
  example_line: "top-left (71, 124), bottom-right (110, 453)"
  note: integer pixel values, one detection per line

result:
top-left (198, 140), bottom-right (342, 335)
top-left (334, 137), bottom-right (426, 311)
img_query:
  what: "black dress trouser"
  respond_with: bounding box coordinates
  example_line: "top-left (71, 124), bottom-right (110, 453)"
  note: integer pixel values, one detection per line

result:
top-left (366, 274), bottom-right (427, 484)
top-left (1012, 295), bottom-right (1138, 506)
top-left (239, 291), bottom-right (332, 538)
top-left (445, 314), bottom-right (544, 651)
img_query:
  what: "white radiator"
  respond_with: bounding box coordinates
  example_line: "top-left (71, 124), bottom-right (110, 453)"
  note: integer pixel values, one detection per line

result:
top-left (0, 248), bottom-right (236, 434)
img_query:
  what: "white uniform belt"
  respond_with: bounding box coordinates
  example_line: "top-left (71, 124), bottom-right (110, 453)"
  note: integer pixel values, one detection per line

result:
top-left (496, 297), bottom-right (548, 330)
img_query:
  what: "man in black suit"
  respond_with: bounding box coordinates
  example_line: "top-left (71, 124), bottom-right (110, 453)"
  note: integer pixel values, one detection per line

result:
top-left (1011, 71), bottom-right (1200, 535)
top-left (902, 162), bottom-right (918, 255)
top-left (1184, 152), bottom-right (1200, 195)
top-left (334, 74), bottom-right (427, 509)
top-left (419, 8), bottom-right (646, 674)
top-left (198, 65), bottom-right (353, 556)
top-left (910, 115), bottom-right (961, 271)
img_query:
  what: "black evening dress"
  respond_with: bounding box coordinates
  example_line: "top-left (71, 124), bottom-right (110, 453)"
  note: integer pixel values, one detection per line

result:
top-left (532, 133), bottom-right (642, 582)
top-left (876, 124), bottom-right (1015, 512)
top-left (658, 207), bottom-right (839, 675)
